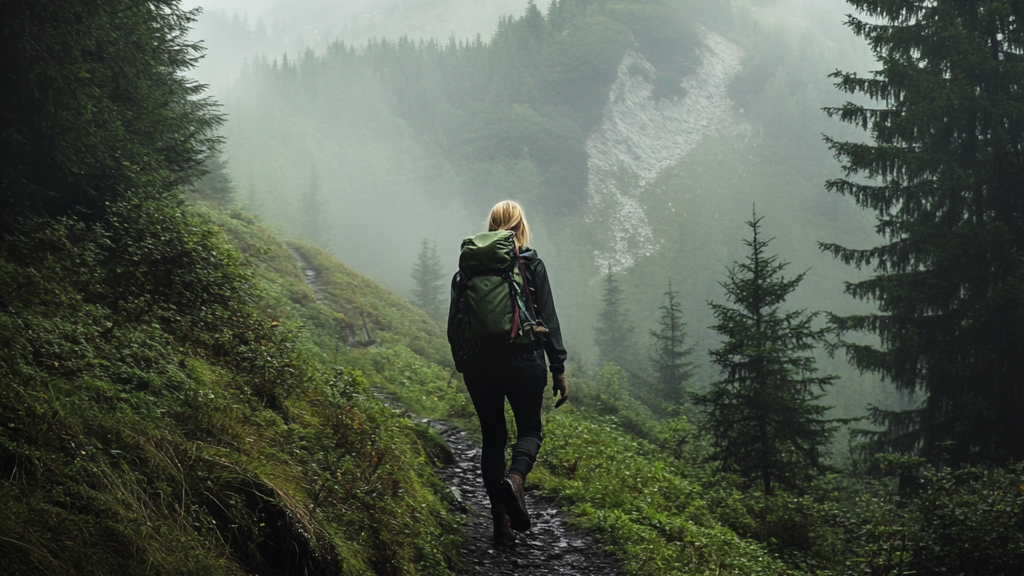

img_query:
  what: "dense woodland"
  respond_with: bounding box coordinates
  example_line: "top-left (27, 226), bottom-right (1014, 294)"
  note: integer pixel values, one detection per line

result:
top-left (2, 0), bottom-right (1023, 575)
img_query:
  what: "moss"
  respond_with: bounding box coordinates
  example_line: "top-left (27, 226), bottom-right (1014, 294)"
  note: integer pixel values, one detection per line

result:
top-left (0, 197), bottom-right (461, 575)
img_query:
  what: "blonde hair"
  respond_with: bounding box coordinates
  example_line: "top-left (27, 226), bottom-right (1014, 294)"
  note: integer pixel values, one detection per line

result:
top-left (487, 200), bottom-right (532, 249)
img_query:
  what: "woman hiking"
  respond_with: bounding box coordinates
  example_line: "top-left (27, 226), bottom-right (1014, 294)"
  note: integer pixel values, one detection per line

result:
top-left (447, 200), bottom-right (569, 546)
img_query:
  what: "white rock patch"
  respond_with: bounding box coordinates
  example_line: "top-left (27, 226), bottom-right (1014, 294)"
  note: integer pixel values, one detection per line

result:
top-left (588, 30), bottom-right (744, 274)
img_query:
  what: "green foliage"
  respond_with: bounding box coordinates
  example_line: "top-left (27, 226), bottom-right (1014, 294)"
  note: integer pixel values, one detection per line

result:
top-left (288, 241), bottom-right (453, 368)
top-left (695, 212), bottom-right (838, 495)
top-left (823, 0), bottom-right (1024, 464)
top-left (648, 282), bottom-right (696, 407)
top-left (839, 461), bottom-right (1024, 576)
top-left (529, 368), bottom-right (1022, 576)
top-left (902, 463), bottom-right (1024, 574)
top-left (535, 410), bottom-right (792, 576)
top-left (361, 346), bottom-right (474, 424)
top-left (411, 239), bottom-right (446, 320)
top-left (0, 197), bottom-right (462, 575)
top-left (191, 153), bottom-right (236, 205)
top-left (594, 271), bottom-right (638, 372)
top-left (571, 363), bottom-right (658, 439)
top-left (0, 0), bottom-right (222, 222)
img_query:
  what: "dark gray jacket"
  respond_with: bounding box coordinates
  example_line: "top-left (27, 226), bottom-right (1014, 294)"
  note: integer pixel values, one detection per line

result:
top-left (447, 247), bottom-right (567, 375)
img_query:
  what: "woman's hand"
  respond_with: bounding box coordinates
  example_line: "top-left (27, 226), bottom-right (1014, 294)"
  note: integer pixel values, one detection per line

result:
top-left (552, 373), bottom-right (568, 408)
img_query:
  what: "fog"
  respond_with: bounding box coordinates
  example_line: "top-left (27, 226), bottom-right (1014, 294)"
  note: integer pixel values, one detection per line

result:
top-left (183, 0), bottom-right (894, 416)
top-left (183, 0), bottom-right (532, 91)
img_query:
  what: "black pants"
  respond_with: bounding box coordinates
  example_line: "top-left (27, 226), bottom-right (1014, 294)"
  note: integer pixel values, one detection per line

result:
top-left (463, 351), bottom-right (547, 506)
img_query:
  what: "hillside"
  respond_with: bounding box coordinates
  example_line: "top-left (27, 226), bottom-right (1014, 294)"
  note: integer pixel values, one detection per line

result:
top-left (5, 191), bottom-right (1022, 575)
top-left (3, 1), bottom-right (1021, 574)
top-left (209, 0), bottom-right (893, 421)
top-left (0, 192), bottom-right (796, 574)
top-left (0, 196), bottom-right (464, 575)
top-left (204, 203), bottom-right (791, 576)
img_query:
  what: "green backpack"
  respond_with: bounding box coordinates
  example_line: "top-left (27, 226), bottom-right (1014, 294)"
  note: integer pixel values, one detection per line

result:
top-left (452, 230), bottom-right (540, 356)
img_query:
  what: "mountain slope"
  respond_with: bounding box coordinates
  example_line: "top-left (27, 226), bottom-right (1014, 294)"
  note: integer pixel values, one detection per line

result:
top-left (0, 198), bottom-right (462, 575)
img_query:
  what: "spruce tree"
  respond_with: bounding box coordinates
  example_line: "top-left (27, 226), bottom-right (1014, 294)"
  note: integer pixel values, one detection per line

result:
top-left (695, 212), bottom-right (837, 495)
top-left (193, 153), bottom-right (234, 204)
top-left (824, 0), bottom-right (1024, 465)
top-left (649, 281), bottom-right (695, 407)
top-left (594, 270), bottom-right (636, 370)
top-left (411, 238), bottom-right (445, 320)
top-left (1, 0), bottom-right (221, 224)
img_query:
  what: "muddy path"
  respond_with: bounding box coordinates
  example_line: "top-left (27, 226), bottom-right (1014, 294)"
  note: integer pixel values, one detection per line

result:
top-left (429, 420), bottom-right (620, 575)
top-left (291, 247), bottom-right (621, 575)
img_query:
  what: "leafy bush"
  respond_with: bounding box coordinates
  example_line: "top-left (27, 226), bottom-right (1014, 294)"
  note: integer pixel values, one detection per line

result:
top-left (840, 462), bottom-right (1024, 576)
top-left (534, 410), bottom-right (793, 575)
top-left (359, 345), bottom-right (475, 424)
top-left (570, 363), bottom-right (659, 439)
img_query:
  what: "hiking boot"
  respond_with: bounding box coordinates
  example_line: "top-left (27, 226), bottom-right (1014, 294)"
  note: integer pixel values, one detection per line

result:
top-left (492, 506), bottom-right (516, 547)
top-left (501, 473), bottom-right (530, 531)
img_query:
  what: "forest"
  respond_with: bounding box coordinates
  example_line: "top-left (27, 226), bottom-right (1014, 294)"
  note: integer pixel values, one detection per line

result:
top-left (1, 0), bottom-right (1022, 575)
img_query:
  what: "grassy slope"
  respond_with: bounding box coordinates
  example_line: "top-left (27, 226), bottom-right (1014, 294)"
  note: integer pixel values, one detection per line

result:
top-left (7, 198), bottom-right (1014, 576)
top-left (256, 152), bottom-right (1024, 576)
top-left (211, 205), bottom-right (477, 426)
top-left (0, 198), bottom-right (462, 576)
top-left (233, 209), bottom-right (798, 574)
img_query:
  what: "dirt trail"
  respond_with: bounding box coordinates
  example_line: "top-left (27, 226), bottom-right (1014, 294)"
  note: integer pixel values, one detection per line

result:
top-left (291, 248), bottom-right (620, 575)
top-left (290, 247), bottom-right (329, 302)
top-left (290, 246), bottom-right (364, 347)
top-left (431, 420), bottom-right (621, 575)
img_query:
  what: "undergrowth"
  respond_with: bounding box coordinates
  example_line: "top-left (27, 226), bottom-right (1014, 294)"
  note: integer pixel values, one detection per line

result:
top-left (0, 196), bottom-right (462, 575)
top-left (5, 197), bottom-right (1019, 575)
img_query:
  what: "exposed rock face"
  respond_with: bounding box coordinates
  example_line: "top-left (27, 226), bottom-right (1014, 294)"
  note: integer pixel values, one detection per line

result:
top-left (588, 30), bottom-right (744, 274)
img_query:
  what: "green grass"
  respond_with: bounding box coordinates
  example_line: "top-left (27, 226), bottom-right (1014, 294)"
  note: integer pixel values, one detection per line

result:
top-left (534, 410), bottom-right (792, 576)
top-left (0, 197), bottom-right (463, 575)
top-left (6, 196), bottom-right (1018, 576)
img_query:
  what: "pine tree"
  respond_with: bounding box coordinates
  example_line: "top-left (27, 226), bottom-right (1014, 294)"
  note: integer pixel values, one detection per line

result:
top-left (1, 0), bottom-right (221, 224)
top-left (695, 212), bottom-right (837, 495)
top-left (594, 269), bottom-right (636, 370)
top-left (823, 0), bottom-right (1024, 465)
top-left (411, 238), bottom-right (445, 320)
top-left (648, 281), bottom-right (695, 407)
top-left (193, 153), bottom-right (234, 204)
top-left (302, 168), bottom-right (325, 245)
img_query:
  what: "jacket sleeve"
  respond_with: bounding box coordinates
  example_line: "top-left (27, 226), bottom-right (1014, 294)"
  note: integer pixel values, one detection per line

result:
top-left (529, 258), bottom-right (567, 375)
top-left (446, 271), bottom-right (465, 373)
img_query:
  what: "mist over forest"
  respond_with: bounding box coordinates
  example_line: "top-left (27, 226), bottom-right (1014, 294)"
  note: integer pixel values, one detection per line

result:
top-left (2, 0), bottom-right (1021, 574)
top-left (184, 0), bottom-right (889, 416)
